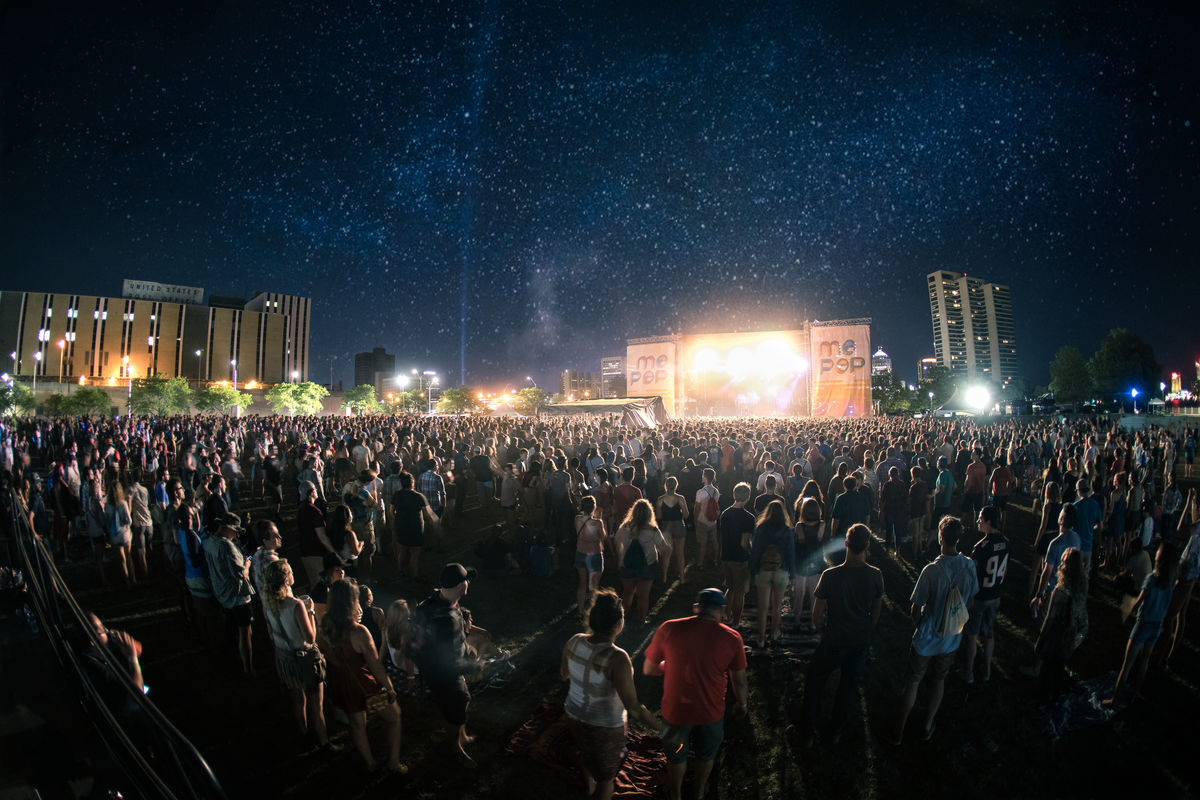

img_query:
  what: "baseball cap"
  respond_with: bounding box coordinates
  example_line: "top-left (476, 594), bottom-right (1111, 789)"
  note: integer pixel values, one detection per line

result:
top-left (437, 562), bottom-right (478, 589)
top-left (695, 587), bottom-right (727, 609)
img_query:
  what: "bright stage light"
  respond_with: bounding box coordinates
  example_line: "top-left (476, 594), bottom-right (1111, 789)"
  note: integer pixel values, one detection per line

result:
top-left (694, 347), bottom-right (720, 371)
top-left (726, 347), bottom-right (751, 378)
top-left (964, 385), bottom-right (991, 412)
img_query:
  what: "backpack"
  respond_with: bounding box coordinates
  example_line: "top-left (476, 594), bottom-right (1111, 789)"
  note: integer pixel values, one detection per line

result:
top-left (703, 487), bottom-right (720, 521)
top-left (940, 571), bottom-right (970, 639)
top-left (622, 537), bottom-right (648, 572)
top-left (760, 530), bottom-right (784, 572)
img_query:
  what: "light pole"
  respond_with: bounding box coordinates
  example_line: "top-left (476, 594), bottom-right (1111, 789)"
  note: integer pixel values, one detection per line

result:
top-left (1131, 387), bottom-right (1139, 414)
top-left (928, 390), bottom-right (935, 416)
top-left (32, 351), bottom-right (41, 392)
top-left (429, 374), bottom-right (439, 413)
top-left (195, 349), bottom-right (204, 384)
top-left (9, 351), bottom-right (15, 379)
top-left (122, 355), bottom-right (131, 403)
top-left (292, 370), bottom-right (299, 383)
top-left (231, 359), bottom-right (240, 418)
top-left (57, 339), bottom-right (65, 384)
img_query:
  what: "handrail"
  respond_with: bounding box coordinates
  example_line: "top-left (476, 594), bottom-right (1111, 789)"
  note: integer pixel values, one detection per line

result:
top-left (8, 488), bottom-right (228, 800)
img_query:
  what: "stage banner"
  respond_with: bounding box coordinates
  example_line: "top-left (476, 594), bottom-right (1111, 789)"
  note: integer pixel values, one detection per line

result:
top-left (626, 341), bottom-right (676, 410)
top-left (809, 323), bottom-right (872, 418)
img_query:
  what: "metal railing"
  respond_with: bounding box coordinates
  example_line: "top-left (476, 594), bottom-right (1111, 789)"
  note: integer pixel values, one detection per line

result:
top-left (8, 489), bottom-right (227, 800)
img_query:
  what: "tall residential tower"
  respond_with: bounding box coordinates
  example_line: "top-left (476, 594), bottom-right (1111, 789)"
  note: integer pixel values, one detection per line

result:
top-left (926, 271), bottom-right (1017, 387)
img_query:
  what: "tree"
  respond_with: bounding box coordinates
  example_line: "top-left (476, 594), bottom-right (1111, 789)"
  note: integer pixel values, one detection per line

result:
top-left (128, 373), bottom-right (193, 416)
top-left (195, 386), bottom-right (253, 415)
top-left (63, 387), bottom-right (113, 417)
top-left (395, 389), bottom-right (424, 413)
top-left (1049, 345), bottom-right (1091, 405)
top-left (436, 386), bottom-right (481, 414)
top-left (342, 384), bottom-right (381, 415)
top-left (920, 366), bottom-right (957, 410)
top-left (513, 387), bottom-right (547, 417)
top-left (0, 383), bottom-right (37, 416)
top-left (265, 381), bottom-right (329, 416)
top-left (872, 372), bottom-right (914, 415)
top-left (1087, 328), bottom-right (1161, 398)
top-left (42, 393), bottom-right (72, 417)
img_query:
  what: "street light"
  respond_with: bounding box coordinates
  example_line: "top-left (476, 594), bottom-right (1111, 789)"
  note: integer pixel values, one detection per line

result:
top-left (122, 354), bottom-right (131, 402)
top-left (292, 370), bottom-right (299, 383)
top-left (1131, 387), bottom-right (1139, 414)
top-left (928, 390), bottom-right (935, 416)
top-left (32, 351), bottom-right (41, 392)
top-left (57, 339), bottom-right (65, 383)
top-left (231, 359), bottom-right (240, 418)
top-left (195, 349), bottom-right (204, 383)
top-left (9, 351), bottom-right (15, 378)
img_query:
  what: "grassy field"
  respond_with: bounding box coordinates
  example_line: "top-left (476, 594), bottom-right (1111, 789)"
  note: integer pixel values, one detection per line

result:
top-left (71, 478), bottom-right (1199, 799)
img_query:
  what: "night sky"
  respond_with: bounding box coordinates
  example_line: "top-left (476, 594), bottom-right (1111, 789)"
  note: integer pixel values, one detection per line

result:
top-left (2, 0), bottom-right (1197, 391)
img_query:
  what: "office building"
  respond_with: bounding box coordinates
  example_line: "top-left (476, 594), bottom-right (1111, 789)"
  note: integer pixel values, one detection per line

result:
top-left (560, 369), bottom-right (600, 400)
top-left (0, 280), bottom-right (310, 385)
top-left (244, 292), bottom-right (312, 381)
top-left (870, 348), bottom-right (893, 376)
top-left (926, 271), bottom-right (1018, 386)
top-left (354, 347), bottom-right (396, 396)
top-left (600, 356), bottom-right (626, 398)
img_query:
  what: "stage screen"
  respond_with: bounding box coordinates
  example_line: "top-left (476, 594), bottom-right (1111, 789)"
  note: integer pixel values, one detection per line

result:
top-left (626, 341), bottom-right (677, 411)
top-left (809, 322), bottom-right (872, 417)
top-left (677, 331), bottom-right (811, 416)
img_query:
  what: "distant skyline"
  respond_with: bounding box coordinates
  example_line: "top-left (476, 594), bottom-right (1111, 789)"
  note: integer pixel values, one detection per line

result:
top-left (3, 1), bottom-right (1197, 390)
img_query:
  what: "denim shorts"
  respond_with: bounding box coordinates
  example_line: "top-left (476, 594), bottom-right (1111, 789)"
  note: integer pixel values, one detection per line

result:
top-left (665, 716), bottom-right (724, 764)
top-left (574, 551), bottom-right (604, 574)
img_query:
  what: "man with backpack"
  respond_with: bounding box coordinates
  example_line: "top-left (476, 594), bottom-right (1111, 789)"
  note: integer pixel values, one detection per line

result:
top-left (893, 515), bottom-right (978, 745)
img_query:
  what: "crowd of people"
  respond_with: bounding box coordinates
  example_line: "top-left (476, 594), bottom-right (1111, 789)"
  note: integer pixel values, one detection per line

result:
top-left (2, 409), bottom-right (1197, 798)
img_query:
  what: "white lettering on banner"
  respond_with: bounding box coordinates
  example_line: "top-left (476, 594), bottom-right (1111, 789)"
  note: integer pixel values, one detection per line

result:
top-left (121, 278), bottom-right (204, 305)
top-left (626, 342), bottom-right (676, 403)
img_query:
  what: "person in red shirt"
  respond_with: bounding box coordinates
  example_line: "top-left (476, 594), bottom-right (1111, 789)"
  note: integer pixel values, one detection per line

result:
top-left (962, 449), bottom-right (988, 530)
top-left (611, 467), bottom-right (643, 533)
top-left (988, 456), bottom-right (1014, 527)
top-left (644, 588), bottom-right (748, 800)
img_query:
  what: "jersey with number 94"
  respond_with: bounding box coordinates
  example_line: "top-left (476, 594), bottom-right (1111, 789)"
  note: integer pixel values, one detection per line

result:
top-left (971, 533), bottom-right (1010, 603)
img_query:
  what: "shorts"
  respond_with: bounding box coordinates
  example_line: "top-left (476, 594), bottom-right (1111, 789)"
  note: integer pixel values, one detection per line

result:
top-left (722, 561), bottom-right (750, 594)
top-left (964, 597), bottom-right (1001, 638)
top-left (907, 518), bottom-right (925, 540)
top-left (109, 528), bottom-right (132, 548)
top-left (664, 716), bottom-right (724, 764)
top-left (991, 495), bottom-right (1009, 513)
top-left (664, 520), bottom-right (687, 540)
top-left (907, 649), bottom-right (955, 683)
top-left (962, 492), bottom-right (984, 517)
top-left (1130, 619), bottom-right (1163, 645)
top-left (428, 676), bottom-right (471, 726)
top-left (620, 563), bottom-right (655, 582)
top-left (131, 524), bottom-right (152, 550)
top-left (225, 601), bottom-right (253, 629)
top-left (567, 718), bottom-right (627, 781)
top-left (575, 551), bottom-right (604, 574)
top-left (754, 568), bottom-right (790, 589)
top-left (696, 521), bottom-right (718, 541)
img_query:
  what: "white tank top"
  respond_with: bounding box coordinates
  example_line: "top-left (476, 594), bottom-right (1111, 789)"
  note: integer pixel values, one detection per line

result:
top-left (266, 596), bottom-right (307, 651)
top-left (564, 635), bottom-right (626, 728)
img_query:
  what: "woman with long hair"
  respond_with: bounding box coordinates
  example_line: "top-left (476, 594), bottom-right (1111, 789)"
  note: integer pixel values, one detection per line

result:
top-left (105, 480), bottom-right (133, 587)
top-left (1034, 547), bottom-right (1088, 703)
top-left (615, 499), bottom-right (670, 624)
top-left (261, 560), bottom-right (333, 750)
top-left (750, 499), bottom-right (796, 648)
top-left (1029, 482), bottom-right (1062, 600)
top-left (328, 505), bottom-right (362, 577)
top-left (655, 476), bottom-right (690, 583)
top-left (792, 497), bottom-right (826, 629)
top-left (382, 599), bottom-right (414, 689)
top-left (1105, 543), bottom-right (1179, 707)
top-left (560, 589), bottom-right (659, 800)
top-left (574, 495), bottom-right (608, 619)
top-left (318, 579), bottom-right (405, 773)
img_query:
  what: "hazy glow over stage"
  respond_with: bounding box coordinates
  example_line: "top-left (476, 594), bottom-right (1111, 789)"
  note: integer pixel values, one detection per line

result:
top-left (626, 321), bottom-right (872, 418)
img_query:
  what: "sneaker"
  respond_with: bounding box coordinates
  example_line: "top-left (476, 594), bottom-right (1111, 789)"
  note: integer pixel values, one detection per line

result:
top-left (963, 669), bottom-right (975, 685)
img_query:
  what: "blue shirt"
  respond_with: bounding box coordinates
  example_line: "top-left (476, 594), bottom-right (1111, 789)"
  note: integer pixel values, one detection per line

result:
top-left (1073, 497), bottom-right (1103, 553)
top-left (910, 553), bottom-right (979, 656)
top-left (933, 470), bottom-right (955, 510)
top-left (1046, 530), bottom-right (1081, 578)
